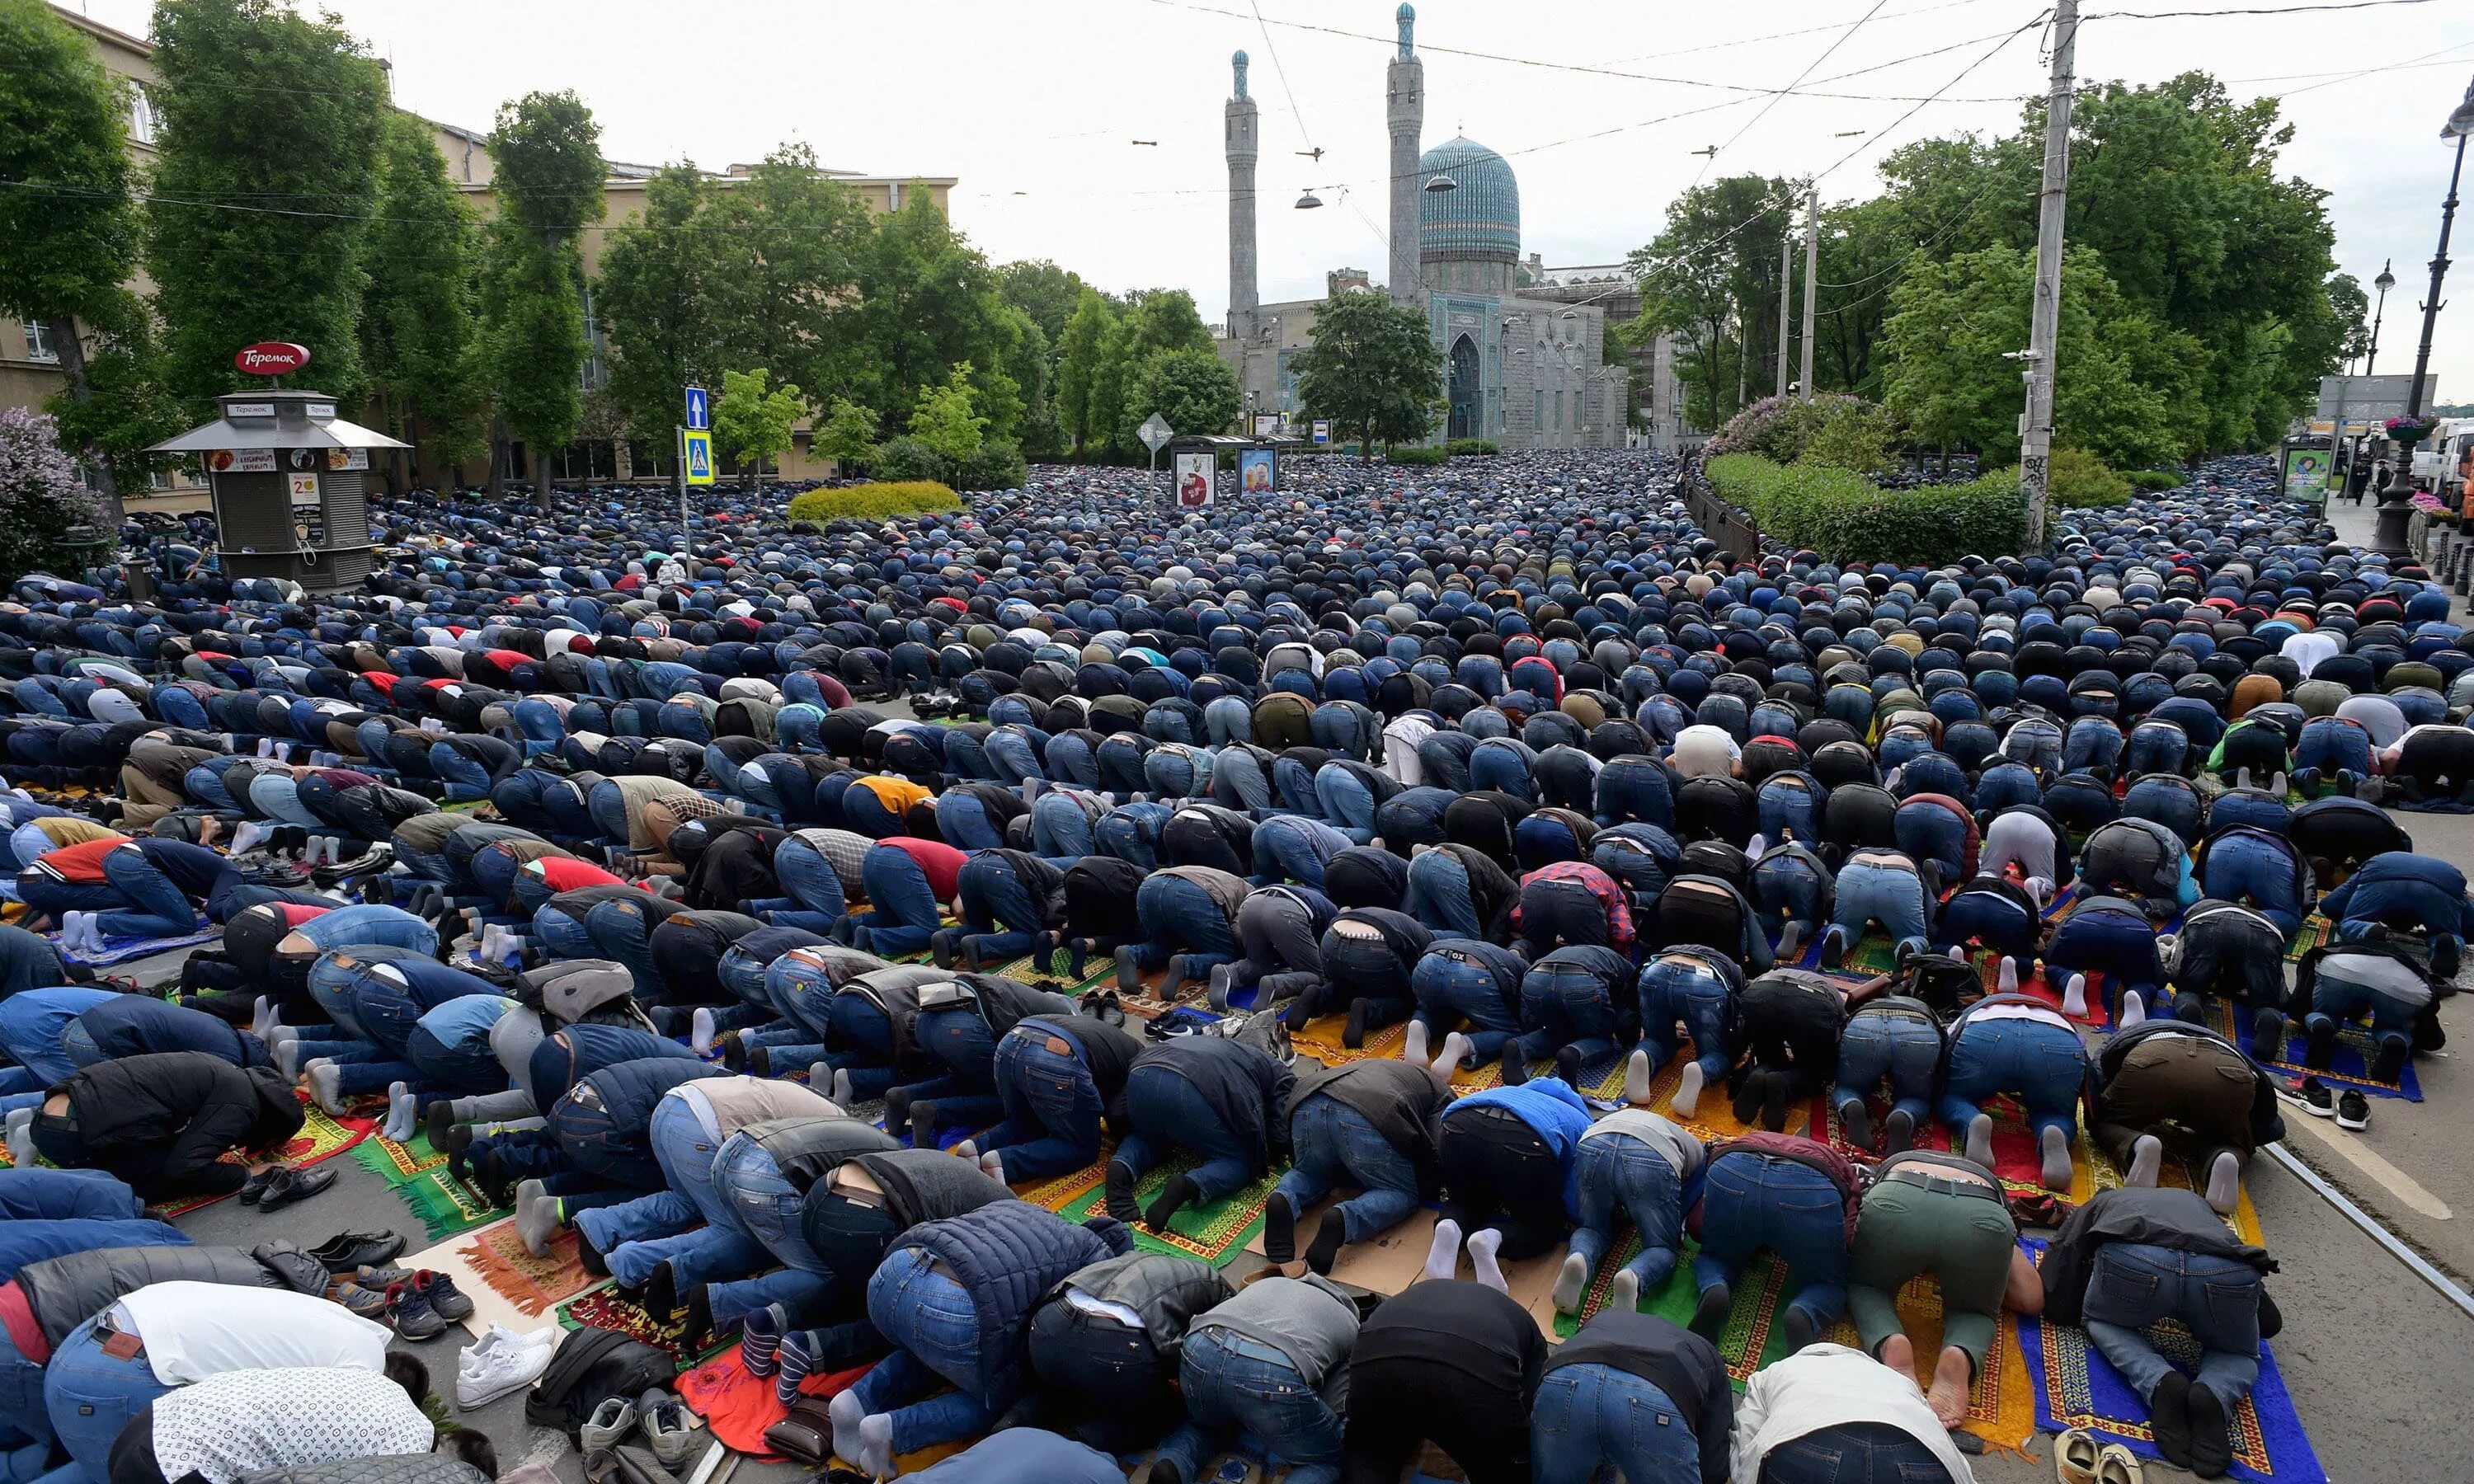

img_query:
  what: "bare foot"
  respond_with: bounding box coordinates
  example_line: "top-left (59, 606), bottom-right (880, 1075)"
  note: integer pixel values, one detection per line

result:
top-left (1878, 1331), bottom-right (1915, 1378)
top-left (1926, 1344), bottom-right (1974, 1428)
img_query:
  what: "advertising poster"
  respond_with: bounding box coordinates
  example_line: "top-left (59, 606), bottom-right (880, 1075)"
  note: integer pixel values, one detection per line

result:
top-left (2281, 446), bottom-right (2331, 505)
top-left (1252, 413), bottom-right (1282, 437)
top-left (1174, 452), bottom-right (1215, 508)
top-left (1239, 448), bottom-right (1277, 494)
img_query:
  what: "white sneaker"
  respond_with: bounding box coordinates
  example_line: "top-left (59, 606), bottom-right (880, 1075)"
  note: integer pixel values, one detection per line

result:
top-left (456, 1324), bottom-right (558, 1407)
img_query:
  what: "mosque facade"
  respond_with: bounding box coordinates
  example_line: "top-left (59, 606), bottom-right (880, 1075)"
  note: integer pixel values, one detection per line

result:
top-left (1216, 5), bottom-right (1630, 451)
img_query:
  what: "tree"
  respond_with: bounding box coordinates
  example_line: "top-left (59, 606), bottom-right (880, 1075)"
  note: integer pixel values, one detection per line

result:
top-left (1122, 346), bottom-right (1238, 448)
top-left (851, 191), bottom-right (1020, 443)
top-left (360, 111), bottom-right (484, 490)
top-left (0, 0), bottom-right (148, 511)
top-left (1625, 176), bottom-right (1797, 430)
top-left (0, 409), bottom-right (105, 585)
top-left (713, 367), bottom-right (802, 488)
top-left (907, 363), bottom-right (987, 463)
top-left (482, 90), bottom-right (604, 500)
top-left (811, 396), bottom-right (878, 472)
top-left (44, 294), bottom-right (179, 501)
top-left (146, 0), bottom-right (387, 415)
top-left (1116, 289), bottom-right (1216, 362)
top-left (1291, 293), bottom-right (1445, 458)
top-left (1053, 289), bottom-right (1117, 456)
top-left (998, 260), bottom-right (1093, 344)
top-left (598, 162), bottom-right (723, 453)
top-left (708, 144), bottom-right (871, 403)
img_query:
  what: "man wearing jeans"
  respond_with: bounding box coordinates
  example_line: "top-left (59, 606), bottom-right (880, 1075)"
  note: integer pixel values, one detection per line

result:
top-left (1268, 1059), bottom-right (1448, 1275)
top-left (1106, 1033), bottom-right (1295, 1233)
top-left (1689, 1133), bottom-right (1859, 1353)
top-left (1939, 994), bottom-right (2091, 1191)
top-left (1818, 848), bottom-right (1935, 970)
top-left (961, 1012), bottom-right (1142, 1184)
top-left (930, 848), bottom-right (1061, 971)
top-left (1151, 1273), bottom-right (1357, 1484)
top-left (1555, 1107), bottom-right (1700, 1317)
top-left (1530, 1308), bottom-right (1730, 1484)
top-left (1833, 993), bottom-right (1945, 1153)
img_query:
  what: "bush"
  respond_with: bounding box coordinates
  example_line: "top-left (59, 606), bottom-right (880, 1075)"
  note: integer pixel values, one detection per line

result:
top-left (1387, 445), bottom-right (1451, 467)
top-left (1705, 394), bottom-right (1899, 474)
top-left (1443, 438), bottom-right (1500, 457)
top-left (954, 441), bottom-right (1028, 492)
top-left (868, 436), bottom-right (950, 486)
top-left (2049, 448), bottom-right (2131, 508)
top-left (1707, 453), bottom-right (2024, 565)
top-left (2124, 468), bottom-right (2183, 492)
top-left (784, 481), bottom-right (960, 524)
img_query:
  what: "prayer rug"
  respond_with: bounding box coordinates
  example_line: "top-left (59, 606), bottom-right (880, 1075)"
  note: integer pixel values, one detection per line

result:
top-left (455, 1216), bottom-right (594, 1318)
top-left (1028, 1144), bottom-right (1277, 1266)
top-left (349, 1129), bottom-right (507, 1238)
top-left (42, 921), bottom-right (220, 969)
top-left (2017, 1238), bottom-right (2323, 1484)
top-left (2204, 997), bottom-right (2421, 1101)
top-left (553, 1283), bottom-right (723, 1364)
top-left (675, 1347), bottom-right (870, 1458)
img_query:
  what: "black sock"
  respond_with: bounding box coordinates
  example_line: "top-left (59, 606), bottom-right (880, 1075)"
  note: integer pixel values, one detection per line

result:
top-left (1145, 1174), bottom-right (1198, 1231)
top-left (1305, 1216), bottom-right (1348, 1275)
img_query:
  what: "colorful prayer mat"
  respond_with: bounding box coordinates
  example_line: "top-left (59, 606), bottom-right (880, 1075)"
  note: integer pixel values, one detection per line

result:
top-left (2017, 1242), bottom-right (2324, 1484)
top-left (1026, 1144), bottom-right (1276, 1266)
top-left (553, 1283), bottom-right (723, 1364)
top-left (455, 1217), bottom-right (595, 1318)
top-left (2204, 995), bottom-right (2421, 1101)
top-left (348, 1126), bottom-right (509, 1237)
top-left (675, 1348), bottom-right (870, 1458)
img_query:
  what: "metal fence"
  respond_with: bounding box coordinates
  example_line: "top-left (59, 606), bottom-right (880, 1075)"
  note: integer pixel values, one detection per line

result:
top-left (1679, 465), bottom-right (1761, 561)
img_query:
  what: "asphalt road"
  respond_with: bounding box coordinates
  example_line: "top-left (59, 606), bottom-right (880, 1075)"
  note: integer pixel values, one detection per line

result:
top-left (134, 502), bottom-right (2474, 1482)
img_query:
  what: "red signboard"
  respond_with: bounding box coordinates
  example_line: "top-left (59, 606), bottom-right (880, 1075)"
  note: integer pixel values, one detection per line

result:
top-left (233, 341), bottom-right (311, 375)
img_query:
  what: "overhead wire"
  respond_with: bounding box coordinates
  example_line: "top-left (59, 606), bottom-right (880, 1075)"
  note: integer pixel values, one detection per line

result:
top-left (1689, 0), bottom-right (1895, 190)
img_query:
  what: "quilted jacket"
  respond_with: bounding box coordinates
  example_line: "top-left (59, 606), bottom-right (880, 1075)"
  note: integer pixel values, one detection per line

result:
top-left (871, 1199), bottom-right (1132, 1410)
top-left (16, 1243), bottom-right (286, 1349)
top-left (235, 1460), bottom-right (488, 1484)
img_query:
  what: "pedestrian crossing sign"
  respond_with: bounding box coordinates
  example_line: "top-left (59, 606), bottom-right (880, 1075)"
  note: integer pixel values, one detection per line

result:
top-left (680, 428), bottom-right (715, 486)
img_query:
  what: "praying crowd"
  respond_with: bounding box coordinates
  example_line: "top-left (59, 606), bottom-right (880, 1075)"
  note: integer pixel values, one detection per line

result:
top-left (0, 446), bottom-right (2453, 1484)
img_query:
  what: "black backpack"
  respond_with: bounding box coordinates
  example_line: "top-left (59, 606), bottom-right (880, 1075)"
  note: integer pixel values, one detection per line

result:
top-left (525, 1326), bottom-right (677, 1440)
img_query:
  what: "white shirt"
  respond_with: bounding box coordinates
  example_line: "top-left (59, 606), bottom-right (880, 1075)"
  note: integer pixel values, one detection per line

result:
top-left (148, 1367), bottom-right (432, 1484)
top-left (1670, 725), bottom-right (1743, 779)
top-left (1733, 1345), bottom-right (1977, 1482)
top-left (113, 1281), bottom-right (393, 1384)
top-left (2280, 630), bottom-right (2341, 678)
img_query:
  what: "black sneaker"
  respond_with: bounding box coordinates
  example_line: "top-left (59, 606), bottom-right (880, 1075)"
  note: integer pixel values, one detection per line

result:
top-left (2336, 1088), bottom-right (2371, 1131)
top-left (2299, 1076), bottom-right (2336, 1117)
top-left (387, 1280), bottom-right (447, 1341)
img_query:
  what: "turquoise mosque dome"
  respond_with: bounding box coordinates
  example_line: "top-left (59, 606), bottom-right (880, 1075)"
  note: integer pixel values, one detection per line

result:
top-left (1417, 135), bottom-right (1519, 263)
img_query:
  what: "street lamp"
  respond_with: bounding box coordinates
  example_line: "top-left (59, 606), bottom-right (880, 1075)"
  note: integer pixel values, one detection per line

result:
top-left (1424, 173), bottom-right (1458, 193)
top-left (2370, 73), bottom-right (2473, 559)
top-left (1294, 190), bottom-right (1324, 209)
top-left (2365, 261), bottom-right (2396, 375)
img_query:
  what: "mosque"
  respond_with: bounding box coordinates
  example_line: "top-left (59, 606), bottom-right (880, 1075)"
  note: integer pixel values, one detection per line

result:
top-left (1216, 4), bottom-right (1630, 451)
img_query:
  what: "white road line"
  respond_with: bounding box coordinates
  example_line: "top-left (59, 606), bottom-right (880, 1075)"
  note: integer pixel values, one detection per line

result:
top-left (2264, 1144), bottom-right (2474, 1322)
top-left (2277, 1095), bottom-right (2453, 1220)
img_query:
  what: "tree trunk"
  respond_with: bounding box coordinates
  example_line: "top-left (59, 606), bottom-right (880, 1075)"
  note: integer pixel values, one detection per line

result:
top-left (47, 318), bottom-right (121, 525)
top-left (487, 418), bottom-right (508, 499)
top-left (388, 401), bottom-right (412, 496)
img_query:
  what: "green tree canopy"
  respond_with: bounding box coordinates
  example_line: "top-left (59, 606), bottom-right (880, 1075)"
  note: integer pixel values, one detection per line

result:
top-left (852, 192), bottom-right (1020, 444)
top-left (997, 260), bottom-right (1094, 344)
top-left (1052, 290), bottom-right (1117, 457)
top-left (482, 90), bottom-right (604, 496)
top-left (597, 162), bottom-right (723, 453)
top-left (146, 0), bottom-right (388, 414)
top-left (360, 110), bottom-right (484, 485)
top-left (1122, 346), bottom-right (1239, 448)
top-left (708, 144), bottom-right (871, 405)
top-left (907, 363), bottom-right (988, 462)
top-left (713, 366), bottom-right (803, 487)
top-left (811, 396), bottom-right (878, 471)
top-left (1291, 293), bottom-right (1445, 458)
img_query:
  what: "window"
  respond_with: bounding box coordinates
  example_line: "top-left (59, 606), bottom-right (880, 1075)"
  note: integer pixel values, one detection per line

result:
top-left (128, 86), bottom-right (155, 145)
top-left (1554, 389), bottom-right (1564, 430)
top-left (20, 321), bottom-right (57, 364)
top-left (1533, 390), bottom-right (1544, 428)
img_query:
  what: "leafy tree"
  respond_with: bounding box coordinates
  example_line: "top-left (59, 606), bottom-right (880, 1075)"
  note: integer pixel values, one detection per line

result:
top-left (713, 367), bottom-right (802, 488)
top-left (1053, 290), bottom-right (1117, 456)
top-left (811, 396), bottom-right (879, 472)
top-left (708, 144), bottom-right (871, 404)
top-left (45, 294), bottom-right (179, 500)
top-left (998, 260), bottom-right (1094, 344)
top-left (482, 90), bottom-right (604, 500)
top-left (0, 0), bottom-right (148, 510)
top-left (598, 162), bottom-right (722, 452)
top-left (1116, 289), bottom-right (1216, 362)
top-left (907, 363), bottom-right (987, 463)
top-left (360, 110), bottom-right (484, 490)
top-left (0, 408), bottom-right (105, 585)
top-left (1291, 293), bottom-right (1445, 458)
top-left (851, 192), bottom-right (1019, 443)
top-left (146, 0), bottom-right (387, 415)
top-left (1624, 176), bottom-right (1796, 430)
top-left (1122, 346), bottom-right (1238, 448)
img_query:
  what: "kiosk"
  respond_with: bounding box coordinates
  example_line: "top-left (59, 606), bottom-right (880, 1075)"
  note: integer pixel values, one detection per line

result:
top-left (148, 388), bottom-right (407, 595)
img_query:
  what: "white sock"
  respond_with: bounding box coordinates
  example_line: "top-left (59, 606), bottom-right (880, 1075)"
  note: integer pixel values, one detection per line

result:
top-left (1402, 1020), bottom-right (1429, 1065)
top-left (691, 1007), bottom-right (717, 1056)
top-left (2062, 973), bottom-right (2089, 1019)
top-left (1423, 1218), bottom-right (1463, 1283)
top-left (230, 821), bottom-right (268, 855)
top-left (1433, 1032), bottom-right (1471, 1078)
top-left (1673, 1061), bottom-right (1705, 1119)
top-left (2119, 989), bottom-right (2146, 1026)
top-left (1997, 956), bottom-right (2020, 994)
top-left (1623, 1048), bottom-right (1656, 1106)
top-left (1466, 1227), bottom-right (1508, 1294)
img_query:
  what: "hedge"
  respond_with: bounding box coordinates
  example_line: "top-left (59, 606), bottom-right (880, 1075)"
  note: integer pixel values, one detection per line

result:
top-left (785, 481), bottom-right (960, 524)
top-left (1443, 439), bottom-right (1500, 457)
top-left (2049, 448), bottom-right (2131, 508)
top-left (1707, 453), bottom-right (2025, 564)
top-left (863, 438), bottom-right (1028, 492)
top-left (1386, 446), bottom-right (1451, 467)
top-left (2124, 468), bottom-right (2184, 492)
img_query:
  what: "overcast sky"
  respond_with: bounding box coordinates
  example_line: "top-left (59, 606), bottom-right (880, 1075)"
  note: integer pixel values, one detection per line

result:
top-left (76, 0), bottom-right (2474, 398)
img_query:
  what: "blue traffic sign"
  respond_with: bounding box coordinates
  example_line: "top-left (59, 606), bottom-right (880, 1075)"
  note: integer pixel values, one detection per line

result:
top-left (684, 386), bottom-right (709, 430)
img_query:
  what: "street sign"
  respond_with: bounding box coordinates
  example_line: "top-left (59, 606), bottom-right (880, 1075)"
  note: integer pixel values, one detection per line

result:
top-left (1137, 413), bottom-right (1174, 453)
top-left (1311, 419), bottom-right (1331, 445)
top-left (2318, 374), bottom-right (2440, 425)
top-left (684, 386), bottom-right (710, 431)
top-left (680, 428), bottom-right (715, 486)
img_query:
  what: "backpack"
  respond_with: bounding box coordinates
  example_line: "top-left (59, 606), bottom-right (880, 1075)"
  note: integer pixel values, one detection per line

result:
top-left (525, 1325), bottom-right (677, 1441)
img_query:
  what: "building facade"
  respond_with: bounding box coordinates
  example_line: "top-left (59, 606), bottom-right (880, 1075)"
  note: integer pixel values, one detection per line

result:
top-left (1217, 5), bottom-right (1626, 452)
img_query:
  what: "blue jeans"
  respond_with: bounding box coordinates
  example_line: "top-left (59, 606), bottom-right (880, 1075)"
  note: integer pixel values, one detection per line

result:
top-left (2082, 1242), bottom-right (2262, 1412)
top-left (1530, 1364), bottom-right (1701, 1484)
top-left (986, 1026), bottom-right (1104, 1182)
top-left (1030, 793), bottom-right (1099, 860)
top-left (2306, 963), bottom-right (2421, 1061)
top-left (43, 1314), bottom-right (169, 1479)
top-left (586, 1097), bottom-right (769, 1293)
top-left (1156, 1328), bottom-right (1343, 1484)
top-left (0, 1321), bottom-right (43, 1457)
top-left (1638, 956), bottom-right (1735, 1082)
top-left (1116, 1064), bottom-right (1253, 1202)
top-left (705, 1132), bottom-right (835, 1326)
top-left (857, 1250), bottom-right (990, 1453)
top-left (905, 1007), bottom-right (1003, 1132)
top-left (1752, 852), bottom-right (1828, 940)
top-left (1756, 1421), bottom-right (1959, 1483)
top-left (1935, 888), bottom-right (2039, 960)
top-left (2045, 907), bottom-right (2165, 1012)
top-left (0, 1168), bottom-right (139, 1223)
top-left (1824, 860), bottom-right (1931, 960)
top-left (1405, 850), bottom-right (1485, 939)
top-left (1515, 956), bottom-right (1622, 1064)
top-left (765, 838), bottom-right (848, 934)
top-left (1940, 1017), bottom-right (2088, 1144)
top-left (2199, 833), bottom-right (2304, 936)
top-left (92, 850), bottom-right (198, 939)
top-left (1126, 876), bottom-right (1236, 977)
top-left (1273, 1094), bottom-right (1420, 1245)
top-left (1411, 943), bottom-right (1523, 1064)
top-left (1693, 1152), bottom-right (1848, 1333)
top-left (1835, 1010), bottom-right (1943, 1126)
top-left (1570, 1134), bottom-right (1683, 1294)
top-left (834, 848), bottom-right (939, 958)
top-left (944, 857), bottom-right (1039, 964)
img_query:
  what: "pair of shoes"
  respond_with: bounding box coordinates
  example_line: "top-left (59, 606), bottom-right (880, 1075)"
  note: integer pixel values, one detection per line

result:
top-left (456, 1323), bottom-right (557, 1407)
top-left (2297, 1075), bottom-right (2370, 1128)
top-left (637, 1387), bottom-right (708, 1468)
top-left (581, 1397), bottom-right (640, 1453)
top-left (309, 1229), bottom-right (407, 1273)
top-left (256, 1165), bottom-right (336, 1213)
top-left (237, 1167), bottom-right (281, 1205)
top-left (324, 1276), bottom-right (391, 1322)
top-left (386, 1270), bottom-right (472, 1339)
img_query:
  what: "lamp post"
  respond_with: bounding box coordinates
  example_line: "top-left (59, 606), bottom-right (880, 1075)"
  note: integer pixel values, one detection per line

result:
top-left (2364, 261), bottom-right (2396, 375)
top-left (2372, 75), bottom-right (2474, 559)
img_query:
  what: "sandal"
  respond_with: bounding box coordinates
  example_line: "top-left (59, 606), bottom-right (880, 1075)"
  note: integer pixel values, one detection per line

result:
top-left (2095, 1442), bottom-right (2145, 1484)
top-left (2055, 1428), bottom-right (2101, 1484)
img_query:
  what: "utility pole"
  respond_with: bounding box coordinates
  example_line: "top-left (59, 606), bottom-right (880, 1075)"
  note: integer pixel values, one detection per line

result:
top-left (1776, 214), bottom-right (1795, 399)
top-left (2019, 0), bottom-right (2078, 553)
top-left (1799, 179), bottom-right (1820, 401)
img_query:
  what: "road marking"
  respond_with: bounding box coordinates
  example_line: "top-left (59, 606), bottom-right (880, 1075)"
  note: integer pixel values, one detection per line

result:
top-left (2277, 1097), bottom-right (2453, 1220)
top-left (2265, 1143), bottom-right (2474, 1321)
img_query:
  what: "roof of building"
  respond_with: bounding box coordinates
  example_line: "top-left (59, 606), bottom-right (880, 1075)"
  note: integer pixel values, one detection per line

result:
top-left (1418, 135), bottom-right (1518, 263)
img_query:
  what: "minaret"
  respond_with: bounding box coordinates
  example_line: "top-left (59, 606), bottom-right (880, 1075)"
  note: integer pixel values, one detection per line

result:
top-left (1226, 50), bottom-right (1259, 342)
top-left (1386, 3), bottom-right (1424, 304)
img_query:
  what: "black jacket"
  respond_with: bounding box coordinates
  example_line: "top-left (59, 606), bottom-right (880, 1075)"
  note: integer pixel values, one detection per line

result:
top-left (15, 1243), bottom-right (300, 1349)
top-left (54, 1054), bottom-right (303, 1197)
top-left (1285, 1059), bottom-right (1451, 1194)
top-left (1545, 1308), bottom-right (1732, 1484)
top-left (1127, 1036), bottom-right (1296, 1176)
top-left (2039, 1186), bottom-right (2279, 1331)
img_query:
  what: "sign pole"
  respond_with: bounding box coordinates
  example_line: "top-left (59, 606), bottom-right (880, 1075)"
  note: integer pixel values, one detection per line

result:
top-left (2329, 376), bottom-right (2351, 504)
top-left (676, 426), bottom-right (691, 554)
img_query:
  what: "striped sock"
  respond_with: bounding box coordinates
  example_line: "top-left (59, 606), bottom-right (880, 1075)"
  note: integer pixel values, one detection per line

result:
top-left (774, 1328), bottom-right (815, 1407)
top-left (741, 1303), bottom-right (786, 1378)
